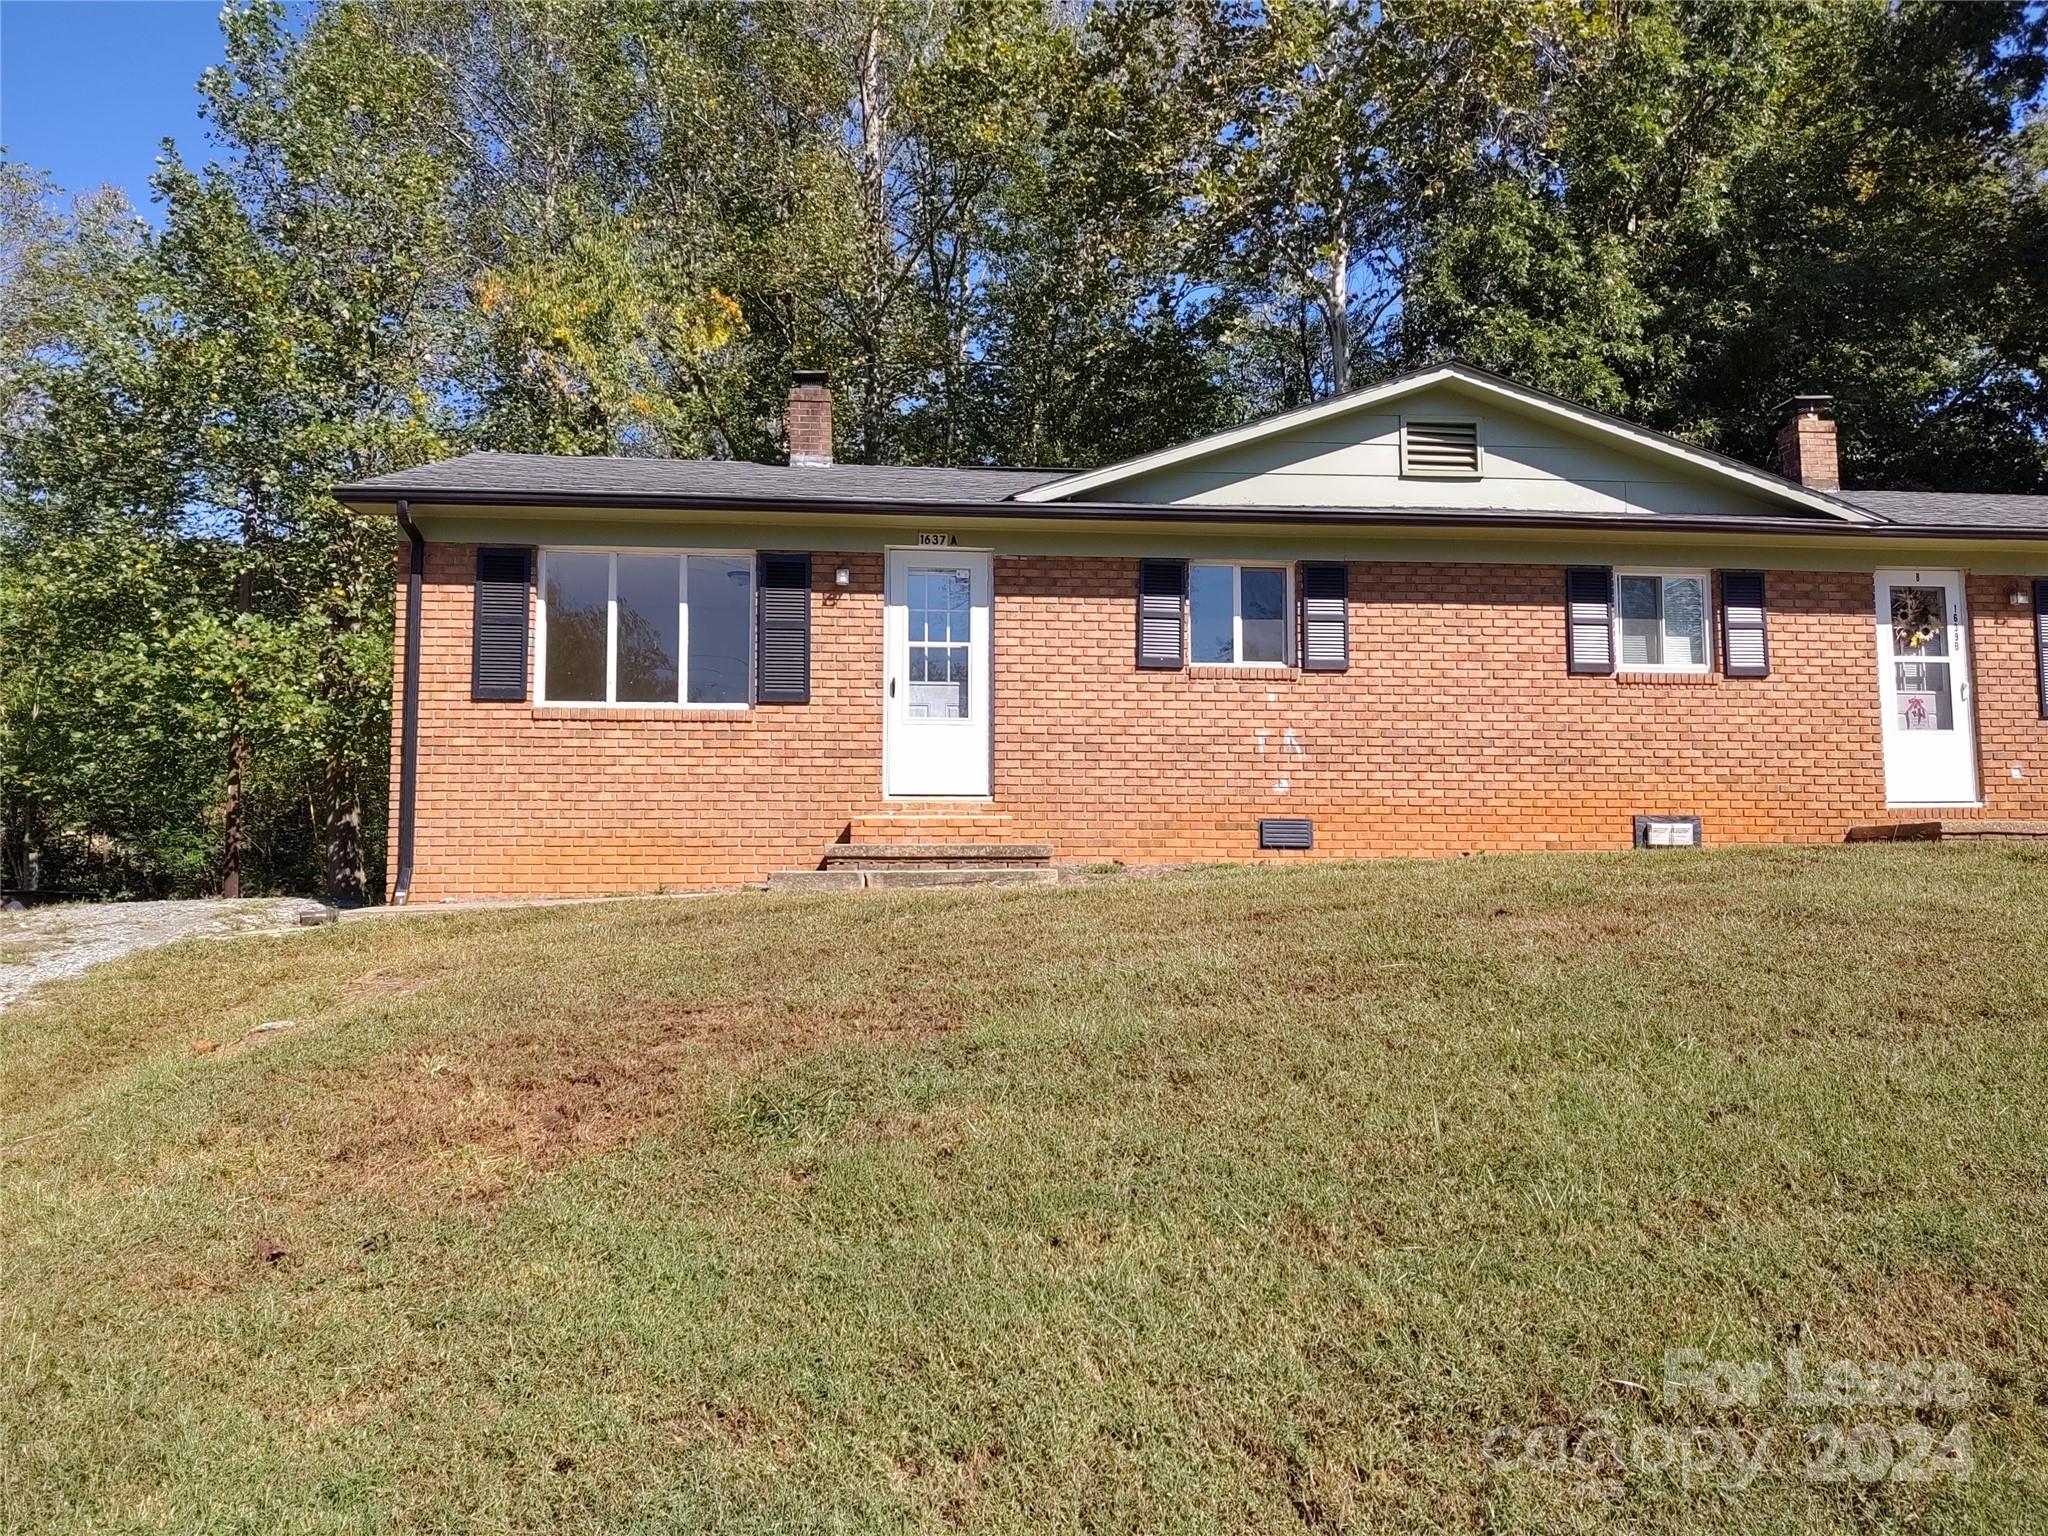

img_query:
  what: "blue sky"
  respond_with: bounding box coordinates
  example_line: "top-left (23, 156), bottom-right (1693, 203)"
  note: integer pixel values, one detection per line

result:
top-left (1, 0), bottom-right (233, 214)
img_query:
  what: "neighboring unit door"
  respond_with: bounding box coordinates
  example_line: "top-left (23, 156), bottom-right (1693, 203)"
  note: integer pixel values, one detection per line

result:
top-left (1875, 568), bottom-right (1978, 807)
top-left (884, 548), bottom-right (992, 797)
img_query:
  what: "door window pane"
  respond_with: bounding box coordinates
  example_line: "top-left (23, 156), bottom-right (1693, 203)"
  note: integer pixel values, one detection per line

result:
top-left (543, 552), bottom-right (609, 702)
top-left (908, 651), bottom-right (968, 717)
top-left (687, 556), bottom-right (752, 704)
top-left (1618, 575), bottom-right (1663, 666)
top-left (908, 569), bottom-right (968, 641)
top-left (906, 566), bottom-right (970, 718)
top-left (1664, 577), bottom-right (1707, 668)
top-left (1241, 567), bottom-right (1287, 662)
top-left (1190, 564), bottom-right (1235, 663)
top-left (1895, 661), bottom-right (1954, 731)
top-left (615, 555), bottom-right (680, 703)
top-left (1890, 586), bottom-right (1949, 658)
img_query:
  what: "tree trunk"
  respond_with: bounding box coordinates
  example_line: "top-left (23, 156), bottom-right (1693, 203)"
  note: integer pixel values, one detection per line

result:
top-left (1324, 217), bottom-right (1350, 395)
top-left (857, 17), bottom-right (890, 463)
top-left (322, 761), bottom-right (366, 904)
top-left (1323, 122), bottom-right (1351, 394)
top-left (223, 545), bottom-right (253, 899)
top-left (7, 816), bottom-right (43, 895)
top-left (222, 728), bottom-right (245, 898)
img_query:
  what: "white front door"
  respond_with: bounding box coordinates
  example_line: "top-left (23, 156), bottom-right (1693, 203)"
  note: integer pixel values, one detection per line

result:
top-left (884, 548), bottom-right (992, 797)
top-left (1875, 568), bottom-right (1978, 807)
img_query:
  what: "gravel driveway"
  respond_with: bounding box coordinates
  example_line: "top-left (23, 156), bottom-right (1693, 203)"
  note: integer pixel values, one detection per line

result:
top-left (0, 898), bottom-right (330, 1011)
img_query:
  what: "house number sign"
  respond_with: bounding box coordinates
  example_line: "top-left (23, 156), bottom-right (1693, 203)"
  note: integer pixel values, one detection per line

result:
top-left (917, 532), bottom-right (959, 546)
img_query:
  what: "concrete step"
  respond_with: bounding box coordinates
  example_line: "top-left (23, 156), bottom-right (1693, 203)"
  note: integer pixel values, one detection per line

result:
top-left (869, 868), bottom-right (1058, 889)
top-left (1847, 819), bottom-right (2048, 843)
top-left (823, 842), bottom-right (1053, 870)
top-left (769, 867), bottom-right (1059, 893)
top-left (847, 808), bottom-right (1016, 843)
top-left (766, 870), bottom-right (866, 893)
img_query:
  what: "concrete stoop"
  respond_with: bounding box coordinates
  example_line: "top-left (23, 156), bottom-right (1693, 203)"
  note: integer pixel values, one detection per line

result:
top-left (767, 821), bottom-right (1058, 892)
top-left (822, 842), bottom-right (1053, 871)
top-left (1846, 819), bottom-right (2048, 843)
top-left (768, 867), bottom-right (1060, 893)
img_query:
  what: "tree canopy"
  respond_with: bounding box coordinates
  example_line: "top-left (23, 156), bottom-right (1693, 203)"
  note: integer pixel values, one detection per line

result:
top-left (3, 0), bottom-right (2044, 897)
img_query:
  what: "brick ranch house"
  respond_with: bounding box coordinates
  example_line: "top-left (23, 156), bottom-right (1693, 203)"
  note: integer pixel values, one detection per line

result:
top-left (335, 362), bottom-right (2048, 903)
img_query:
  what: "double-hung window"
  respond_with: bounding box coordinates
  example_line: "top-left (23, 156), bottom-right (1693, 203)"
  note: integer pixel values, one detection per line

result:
top-left (538, 550), bottom-right (753, 706)
top-left (1189, 563), bottom-right (1292, 665)
top-left (1615, 569), bottom-right (1711, 673)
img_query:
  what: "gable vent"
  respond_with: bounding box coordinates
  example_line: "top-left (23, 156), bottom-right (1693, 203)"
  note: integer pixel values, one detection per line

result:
top-left (1401, 418), bottom-right (1481, 478)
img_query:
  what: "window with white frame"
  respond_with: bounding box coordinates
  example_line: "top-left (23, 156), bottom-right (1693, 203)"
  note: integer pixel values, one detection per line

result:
top-left (538, 550), bottom-right (753, 705)
top-left (1615, 569), bottom-right (1711, 673)
top-left (1189, 562), bottom-right (1291, 665)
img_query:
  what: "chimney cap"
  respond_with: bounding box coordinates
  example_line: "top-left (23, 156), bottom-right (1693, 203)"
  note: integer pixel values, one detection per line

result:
top-left (1776, 394), bottom-right (1834, 421)
top-left (791, 369), bottom-right (830, 389)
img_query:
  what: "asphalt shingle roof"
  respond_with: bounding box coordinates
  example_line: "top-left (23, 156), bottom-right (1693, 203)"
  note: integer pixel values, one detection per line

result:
top-left (340, 452), bottom-right (1063, 505)
top-left (1837, 490), bottom-right (2048, 532)
top-left (338, 451), bottom-right (2048, 536)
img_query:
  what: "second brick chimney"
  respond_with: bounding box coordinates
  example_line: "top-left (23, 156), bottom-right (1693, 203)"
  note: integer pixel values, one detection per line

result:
top-left (787, 371), bottom-right (834, 467)
top-left (1774, 395), bottom-right (1839, 491)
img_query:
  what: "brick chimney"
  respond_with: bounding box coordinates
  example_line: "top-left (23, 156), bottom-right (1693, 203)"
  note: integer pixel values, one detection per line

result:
top-left (787, 371), bottom-right (834, 467)
top-left (1774, 395), bottom-right (1839, 491)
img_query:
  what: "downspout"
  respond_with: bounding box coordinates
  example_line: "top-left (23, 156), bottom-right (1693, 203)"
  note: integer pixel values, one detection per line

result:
top-left (392, 500), bottom-right (424, 905)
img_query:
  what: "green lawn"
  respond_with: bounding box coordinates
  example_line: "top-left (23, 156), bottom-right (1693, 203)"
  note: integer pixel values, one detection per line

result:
top-left (3, 848), bottom-right (2045, 1534)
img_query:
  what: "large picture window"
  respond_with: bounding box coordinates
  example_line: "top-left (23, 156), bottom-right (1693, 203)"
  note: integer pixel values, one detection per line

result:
top-left (538, 550), bottom-right (753, 706)
top-left (1189, 563), bottom-right (1292, 665)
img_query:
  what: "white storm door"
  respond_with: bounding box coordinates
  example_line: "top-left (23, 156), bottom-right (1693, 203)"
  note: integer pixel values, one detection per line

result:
top-left (1875, 569), bottom-right (1978, 807)
top-left (884, 548), bottom-right (992, 797)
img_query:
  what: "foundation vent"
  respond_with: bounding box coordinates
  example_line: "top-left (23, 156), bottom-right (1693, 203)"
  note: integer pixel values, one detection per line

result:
top-left (1633, 815), bottom-right (1702, 849)
top-left (1259, 818), bottom-right (1314, 851)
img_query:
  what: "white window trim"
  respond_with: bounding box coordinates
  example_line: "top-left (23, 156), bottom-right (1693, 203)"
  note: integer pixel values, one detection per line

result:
top-left (535, 546), bottom-right (755, 709)
top-left (1399, 415), bottom-right (1484, 479)
top-left (1190, 561), bottom-right (1294, 667)
top-left (1614, 567), bottom-right (1715, 675)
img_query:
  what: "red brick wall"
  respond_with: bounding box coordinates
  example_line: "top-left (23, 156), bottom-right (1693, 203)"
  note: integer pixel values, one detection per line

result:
top-left (389, 543), bottom-right (2048, 900)
top-left (1966, 571), bottom-right (2046, 797)
top-left (391, 544), bottom-right (884, 900)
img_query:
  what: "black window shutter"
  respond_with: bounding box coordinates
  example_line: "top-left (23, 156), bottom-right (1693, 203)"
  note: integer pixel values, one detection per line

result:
top-left (1137, 559), bottom-right (1186, 669)
top-left (471, 546), bottom-right (531, 701)
top-left (1720, 570), bottom-right (1771, 678)
top-left (756, 552), bottom-right (812, 703)
top-left (1298, 561), bottom-right (1349, 671)
top-left (2034, 580), bottom-right (2048, 718)
top-left (1565, 566), bottom-right (1614, 675)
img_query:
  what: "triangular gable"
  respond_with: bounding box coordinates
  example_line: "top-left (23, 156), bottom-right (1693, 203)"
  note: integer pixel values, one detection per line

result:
top-left (1012, 361), bottom-right (1877, 524)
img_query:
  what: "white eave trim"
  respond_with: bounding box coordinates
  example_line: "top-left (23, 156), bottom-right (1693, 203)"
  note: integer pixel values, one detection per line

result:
top-left (1012, 362), bottom-right (1880, 525)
